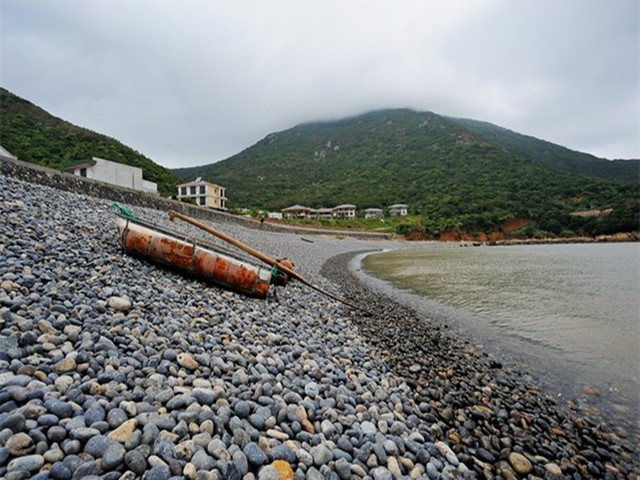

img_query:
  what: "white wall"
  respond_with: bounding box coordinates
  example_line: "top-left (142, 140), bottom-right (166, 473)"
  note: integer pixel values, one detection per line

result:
top-left (142, 179), bottom-right (158, 193)
top-left (75, 157), bottom-right (157, 193)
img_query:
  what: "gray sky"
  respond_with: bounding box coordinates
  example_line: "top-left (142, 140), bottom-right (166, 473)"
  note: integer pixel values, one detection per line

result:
top-left (1, 0), bottom-right (638, 168)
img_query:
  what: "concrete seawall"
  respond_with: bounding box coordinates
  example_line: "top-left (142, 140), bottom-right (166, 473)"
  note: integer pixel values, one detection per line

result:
top-left (0, 157), bottom-right (394, 240)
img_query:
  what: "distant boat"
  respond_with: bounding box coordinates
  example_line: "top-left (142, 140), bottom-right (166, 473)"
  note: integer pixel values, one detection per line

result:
top-left (115, 213), bottom-right (272, 297)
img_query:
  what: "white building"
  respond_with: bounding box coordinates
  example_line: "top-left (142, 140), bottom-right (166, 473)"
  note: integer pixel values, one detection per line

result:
top-left (333, 204), bottom-right (357, 219)
top-left (315, 208), bottom-right (334, 219)
top-left (177, 177), bottom-right (227, 210)
top-left (63, 157), bottom-right (157, 193)
top-left (388, 204), bottom-right (408, 216)
top-left (364, 208), bottom-right (383, 219)
top-left (282, 205), bottom-right (312, 219)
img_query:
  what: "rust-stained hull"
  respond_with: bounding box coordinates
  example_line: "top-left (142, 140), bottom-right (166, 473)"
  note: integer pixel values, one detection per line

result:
top-left (116, 217), bottom-right (271, 297)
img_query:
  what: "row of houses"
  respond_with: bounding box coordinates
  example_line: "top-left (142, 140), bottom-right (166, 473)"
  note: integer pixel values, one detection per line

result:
top-left (282, 203), bottom-right (408, 219)
top-left (4, 151), bottom-right (405, 219)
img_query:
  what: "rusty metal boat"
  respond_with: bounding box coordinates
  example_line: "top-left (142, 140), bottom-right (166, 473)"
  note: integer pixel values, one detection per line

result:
top-left (115, 213), bottom-right (273, 297)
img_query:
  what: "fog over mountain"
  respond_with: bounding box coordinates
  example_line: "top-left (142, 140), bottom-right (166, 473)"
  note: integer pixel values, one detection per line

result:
top-left (1, 0), bottom-right (638, 168)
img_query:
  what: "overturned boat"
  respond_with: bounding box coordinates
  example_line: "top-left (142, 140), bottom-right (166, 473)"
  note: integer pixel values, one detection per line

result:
top-left (112, 204), bottom-right (370, 313)
top-left (115, 212), bottom-right (273, 297)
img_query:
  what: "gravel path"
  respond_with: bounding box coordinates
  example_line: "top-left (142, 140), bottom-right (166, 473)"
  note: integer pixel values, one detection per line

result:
top-left (0, 174), bottom-right (638, 479)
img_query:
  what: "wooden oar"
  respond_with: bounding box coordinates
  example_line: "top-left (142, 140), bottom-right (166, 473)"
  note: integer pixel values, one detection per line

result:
top-left (168, 211), bottom-right (371, 315)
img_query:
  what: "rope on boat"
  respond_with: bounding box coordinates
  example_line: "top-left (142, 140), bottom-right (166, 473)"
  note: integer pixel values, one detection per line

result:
top-left (110, 202), bottom-right (135, 219)
top-left (168, 210), bottom-right (372, 316)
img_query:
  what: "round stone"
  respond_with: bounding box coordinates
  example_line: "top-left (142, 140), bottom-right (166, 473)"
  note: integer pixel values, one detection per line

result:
top-left (7, 454), bottom-right (45, 473)
top-left (371, 466), bottom-right (393, 480)
top-left (102, 443), bottom-right (126, 470)
top-left (234, 400), bottom-right (251, 418)
top-left (257, 465), bottom-right (280, 480)
top-left (145, 465), bottom-right (171, 480)
top-left (361, 421), bottom-right (376, 436)
top-left (191, 449), bottom-right (216, 470)
top-left (107, 296), bottom-right (131, 312)
top-left (44, 399), bottom-right (73, 418)
top-left (125, 449), bottom-right (148, 475)
top-left (304, 382), bottom-right (320, 397)
top-left (1, 413), bottom-right (26, 432)
top-left (313, 444), bottom-right (333, 466)
top-left (49, 462), bottom-right (72, 480)
top-left (508, 452), bottom-right (533, 475)
top-left (244, 442), bottom-right (267, 466)
top-left (177, 352), bottom-right (198, 370)
top-left (271, 460), bottom-right (294, 480)
top-left (6, 432), bottom-right (34, 455)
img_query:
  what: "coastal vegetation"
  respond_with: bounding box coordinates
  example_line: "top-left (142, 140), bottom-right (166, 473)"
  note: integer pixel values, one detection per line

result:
top-left (176, 109), bottom-right (639, 240)
top-left (1, 87), bottom-right (636, 240)
top-left (0, 88), bottom-right (181, 196)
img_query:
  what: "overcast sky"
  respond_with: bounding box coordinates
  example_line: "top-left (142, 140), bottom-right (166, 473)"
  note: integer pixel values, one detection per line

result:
top-left (1, 0), bottom-right (638, 168)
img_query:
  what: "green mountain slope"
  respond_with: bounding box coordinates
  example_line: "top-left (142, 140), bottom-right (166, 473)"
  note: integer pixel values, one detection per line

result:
top-left (447, 117), bottom-right (639, 183)
top-left (175, 109), bottom-right (638, 237)
top-left (0, 88), bottom-right (180, 196)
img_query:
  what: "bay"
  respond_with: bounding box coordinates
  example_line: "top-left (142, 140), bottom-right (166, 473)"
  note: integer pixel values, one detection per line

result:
top-left (361, 242), bottom-right (640, 433)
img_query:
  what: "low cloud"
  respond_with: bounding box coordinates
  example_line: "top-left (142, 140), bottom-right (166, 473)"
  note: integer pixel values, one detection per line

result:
top-left (1, 0), bottom-right (637, 167)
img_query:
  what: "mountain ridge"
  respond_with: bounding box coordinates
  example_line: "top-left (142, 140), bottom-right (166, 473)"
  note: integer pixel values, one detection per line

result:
top-left (0, 87), bottom-right (181, 196)
top-left (175, 108), bottom-right (638, 237)
top-left (0, 88), bottom-right (636, 238)
top-left (445, 116), bottom-right (638, 183)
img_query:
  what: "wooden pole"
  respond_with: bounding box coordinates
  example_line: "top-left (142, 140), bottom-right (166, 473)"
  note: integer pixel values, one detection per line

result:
top-left (168, 211), bottom-right (371, 315)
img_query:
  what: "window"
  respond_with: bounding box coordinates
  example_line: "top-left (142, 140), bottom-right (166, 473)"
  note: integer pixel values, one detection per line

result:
top-left (180, 187), bottom-right (187, 195)
top-left (200, 185), bottom-right (205, 194)
top-left (190, 186), bottom-right (196, 195)
top-left (199, 197), bottom-right (206, 206)
top-left (80, 168), bottom-right (87, 177)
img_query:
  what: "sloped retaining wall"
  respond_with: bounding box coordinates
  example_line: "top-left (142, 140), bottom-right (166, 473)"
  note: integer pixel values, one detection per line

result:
top-left (0, 157), bottom-right (393, 240)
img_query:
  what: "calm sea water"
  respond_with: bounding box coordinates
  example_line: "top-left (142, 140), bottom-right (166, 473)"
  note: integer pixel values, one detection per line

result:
top-left (361, 243), bottom-right (640, 431)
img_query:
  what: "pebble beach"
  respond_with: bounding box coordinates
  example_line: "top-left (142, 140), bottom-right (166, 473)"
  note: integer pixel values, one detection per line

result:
top-left (0, 173), bottom-right (638, 480)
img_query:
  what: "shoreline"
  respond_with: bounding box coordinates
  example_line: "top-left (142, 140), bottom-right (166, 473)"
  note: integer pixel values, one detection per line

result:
top-left (322, 250), bottom-right (640, 476)
top-left (0, 173), bottom-right (638, 479)
top-left (344, 248), bottom-right (640, 436)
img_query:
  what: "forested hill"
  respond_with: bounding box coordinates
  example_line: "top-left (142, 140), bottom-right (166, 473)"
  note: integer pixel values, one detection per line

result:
top-left (0, 88), bottom-right (180, 196)
top-left (1, 87), bottom-right (635, 238)
top-left (175, 109), bottom-right (638, 237)
top-left (447, 117), bottom-right (639, 184)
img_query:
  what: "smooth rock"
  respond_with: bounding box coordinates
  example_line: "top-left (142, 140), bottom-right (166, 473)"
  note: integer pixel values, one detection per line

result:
top-left (5, 432), bottom-right (34, 455)
top-left (177, 352), bottom-right (199, 370)
top-left (107, 296), bottom-right (132, 312)
top-left (508, 451), bottom-right (533, 475)
top-left (7, 454), bottom-right (45, 473)
top-left (108, 418), bottom-right (138, 443)
top-left (271, 459), bottom-right (294, 480)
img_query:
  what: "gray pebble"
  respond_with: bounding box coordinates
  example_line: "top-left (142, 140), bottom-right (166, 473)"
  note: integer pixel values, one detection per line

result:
top-left (244, 442), bottom-right (267, 467)
top-left (145, 465), bottom-right (171, 480)
top-left (313, 444), bottom-right (333, 466)
top-left (371, 466), bottom-right (393, 480)
top-left (257, 466), bottom-right (280, 480)
top-left (125, 449), bottom-right (148, 475)
top-left (6, 453), bottom-right (44, 473)
top-left (191, 448), bottom-right (216, 470)
top-left (269, 444), bottom-right (296, 463)
top-left (49, 462), bottom-right (72, 480)
top-left (102, 443), bottom-right (126, 470)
